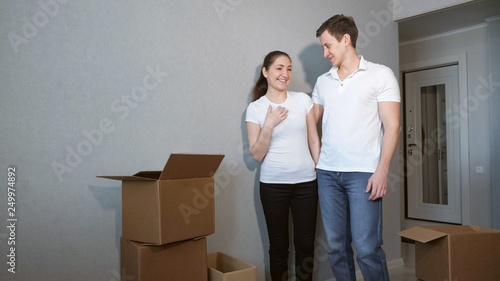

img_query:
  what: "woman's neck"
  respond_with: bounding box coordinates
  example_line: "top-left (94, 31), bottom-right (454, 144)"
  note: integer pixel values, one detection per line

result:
top-left (265, 89), bottom-right (287, 104)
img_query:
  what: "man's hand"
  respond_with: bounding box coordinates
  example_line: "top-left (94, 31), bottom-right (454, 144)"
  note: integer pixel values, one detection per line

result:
top-left (365, 101), bottom-right (400, 201)
top-left (365, 169), bottom-right (388, 200)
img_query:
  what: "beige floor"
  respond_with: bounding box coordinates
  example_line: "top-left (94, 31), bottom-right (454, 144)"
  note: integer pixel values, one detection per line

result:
top-left (388, 263), bottom-right (416, 281)
top-left (388, 242), bottom-right (417, 281)
top-left (355, 242), bottom-right (417, 281)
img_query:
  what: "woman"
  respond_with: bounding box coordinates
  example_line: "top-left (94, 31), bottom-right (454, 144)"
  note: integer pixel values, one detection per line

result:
top-left (245, 51), bottom-right (320, 281)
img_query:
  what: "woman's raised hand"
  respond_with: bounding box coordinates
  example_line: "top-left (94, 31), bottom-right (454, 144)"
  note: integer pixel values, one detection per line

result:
top-left (264, 105), bottom-right (288, 129)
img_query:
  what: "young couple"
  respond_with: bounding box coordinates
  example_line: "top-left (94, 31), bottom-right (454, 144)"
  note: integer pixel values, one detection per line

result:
top-left (245, 14), bottom-right (400, 281)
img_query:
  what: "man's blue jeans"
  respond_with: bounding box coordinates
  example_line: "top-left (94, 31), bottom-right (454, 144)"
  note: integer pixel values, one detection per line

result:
top-left (317, 170), bottom-right (389, 281)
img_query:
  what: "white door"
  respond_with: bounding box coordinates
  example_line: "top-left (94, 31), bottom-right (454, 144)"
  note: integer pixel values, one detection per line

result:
top-left (405, 64), bottom-right (461, 224)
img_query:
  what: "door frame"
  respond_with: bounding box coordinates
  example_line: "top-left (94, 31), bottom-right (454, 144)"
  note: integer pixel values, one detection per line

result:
top-left (399, 53), bottom-right (470, 228)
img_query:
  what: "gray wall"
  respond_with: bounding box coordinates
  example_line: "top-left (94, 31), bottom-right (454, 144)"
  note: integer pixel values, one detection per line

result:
top-left (0, 1), bottom-right (400, 280)
top-left (399, 24), bottom-right (495, 228)
top-left (488, 17), bottom-right (500, 230)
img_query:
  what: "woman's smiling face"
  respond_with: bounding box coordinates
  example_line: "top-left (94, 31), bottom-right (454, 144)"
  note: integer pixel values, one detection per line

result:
top-left (263, 55), bottom-right (292, 93)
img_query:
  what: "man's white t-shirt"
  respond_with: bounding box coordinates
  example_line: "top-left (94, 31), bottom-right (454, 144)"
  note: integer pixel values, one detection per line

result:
top-left (246, 91), bottom-right (316, 184)
top-left (312, 56), bottom-right (400, 173)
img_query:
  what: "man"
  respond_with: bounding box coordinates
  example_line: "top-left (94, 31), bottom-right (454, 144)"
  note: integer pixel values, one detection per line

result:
top-left (312, 14), bottom-right (400, 281)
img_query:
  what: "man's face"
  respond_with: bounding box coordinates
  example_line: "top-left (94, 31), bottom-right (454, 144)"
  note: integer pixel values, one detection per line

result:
top-left (319, 30), bottom-right (345, 67)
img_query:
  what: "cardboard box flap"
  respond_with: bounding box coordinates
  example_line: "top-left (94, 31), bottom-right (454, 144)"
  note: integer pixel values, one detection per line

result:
top-left (159, 154), bottom-right (225, 180)
top-left (96, 175), bottom-right (156, 181)
top-left (420, 225), bottom-right (500, 236)
top-left (469, 225), bottom-right (500, 233)
top-left (397, 226), bottom-right (448, 243)
top-left (133, 171), bottom-right (162, 179)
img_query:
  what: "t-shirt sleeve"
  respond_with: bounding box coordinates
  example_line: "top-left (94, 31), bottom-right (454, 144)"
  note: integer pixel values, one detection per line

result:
top-left (245, 103), bottom-right (260, 124)
top-left (301, 92), bottom-right (314, 114)
top-left (377, 67), bottom-right (401, 103)
top-left (311, 80), bottom-right (323, 105)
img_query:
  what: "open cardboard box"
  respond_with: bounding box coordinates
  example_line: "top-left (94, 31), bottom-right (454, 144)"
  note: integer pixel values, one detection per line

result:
top-left (121, 237), bottom-right (207, 281)
top-left (397, 225), bottom-right (500, 281)
top-left (207, 252), bottom-right (257, 281)
top-left (99, 153), bottom-right (224, 245)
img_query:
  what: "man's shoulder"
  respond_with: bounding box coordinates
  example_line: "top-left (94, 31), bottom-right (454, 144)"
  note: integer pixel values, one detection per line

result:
top-left (317, 67), bottom-right (335, 80)
top-left (364, 59), bottom-right (394, 75)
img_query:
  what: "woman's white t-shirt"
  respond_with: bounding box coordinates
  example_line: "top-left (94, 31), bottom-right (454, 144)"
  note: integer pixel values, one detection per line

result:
top-left (245, 91), bottom-right (316, 184)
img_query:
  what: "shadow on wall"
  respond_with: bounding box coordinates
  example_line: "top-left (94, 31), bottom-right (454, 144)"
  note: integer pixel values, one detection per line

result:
top-left (88, 185), bottom-right (122, 250)
top-left (241, 62), bottom-right (269, 278)
top-left (240, 62), bottom-right (262, 173)
top-left (299, 43), bottom-right (333, 93)
top-left (299, 43), bottom-right (330, 144)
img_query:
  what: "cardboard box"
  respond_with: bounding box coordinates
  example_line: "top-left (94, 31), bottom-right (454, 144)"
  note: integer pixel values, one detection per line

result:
top-left (397, 225), bottom-right (500, 281)
top-left (207, 252), bottom-right (257, 281)
top-left (121, 237), bottom-right (207, 281)
top-left (99, 153), bottom-right (224, 244)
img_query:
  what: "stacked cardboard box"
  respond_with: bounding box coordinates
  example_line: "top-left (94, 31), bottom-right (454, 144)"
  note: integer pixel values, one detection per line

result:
top-left (99, 154), bottom-right (225, 281)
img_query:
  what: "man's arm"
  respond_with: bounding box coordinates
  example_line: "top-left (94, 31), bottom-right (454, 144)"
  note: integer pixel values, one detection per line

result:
top-left (306, 109), bottom-right (321, 165)
top-left (313, 103), bottom-right (324, 124)
top-left (366, 101), bottom-right (400, 200)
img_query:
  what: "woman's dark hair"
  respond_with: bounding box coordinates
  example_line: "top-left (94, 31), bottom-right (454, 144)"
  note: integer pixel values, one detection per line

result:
top-left (316, 14), bottom-right (358, 48)
top-left (251, 51), bottom-right (291, 102)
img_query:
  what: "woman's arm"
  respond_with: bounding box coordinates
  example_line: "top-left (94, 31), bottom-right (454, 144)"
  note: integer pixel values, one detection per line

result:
top-left (247, 105), bottom-right (287, 161)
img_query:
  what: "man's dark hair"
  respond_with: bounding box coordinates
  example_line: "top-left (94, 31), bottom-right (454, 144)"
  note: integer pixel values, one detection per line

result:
top-left (316, 14), bottom-right (358, 48)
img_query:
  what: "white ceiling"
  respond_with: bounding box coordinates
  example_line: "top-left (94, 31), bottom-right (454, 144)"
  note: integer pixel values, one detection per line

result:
top-left (398, 0), bottom-right (500, 43)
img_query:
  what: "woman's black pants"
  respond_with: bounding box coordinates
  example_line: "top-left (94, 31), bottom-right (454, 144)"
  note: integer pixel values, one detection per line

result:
top-left (260, 180), bottom-right (318, 281)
